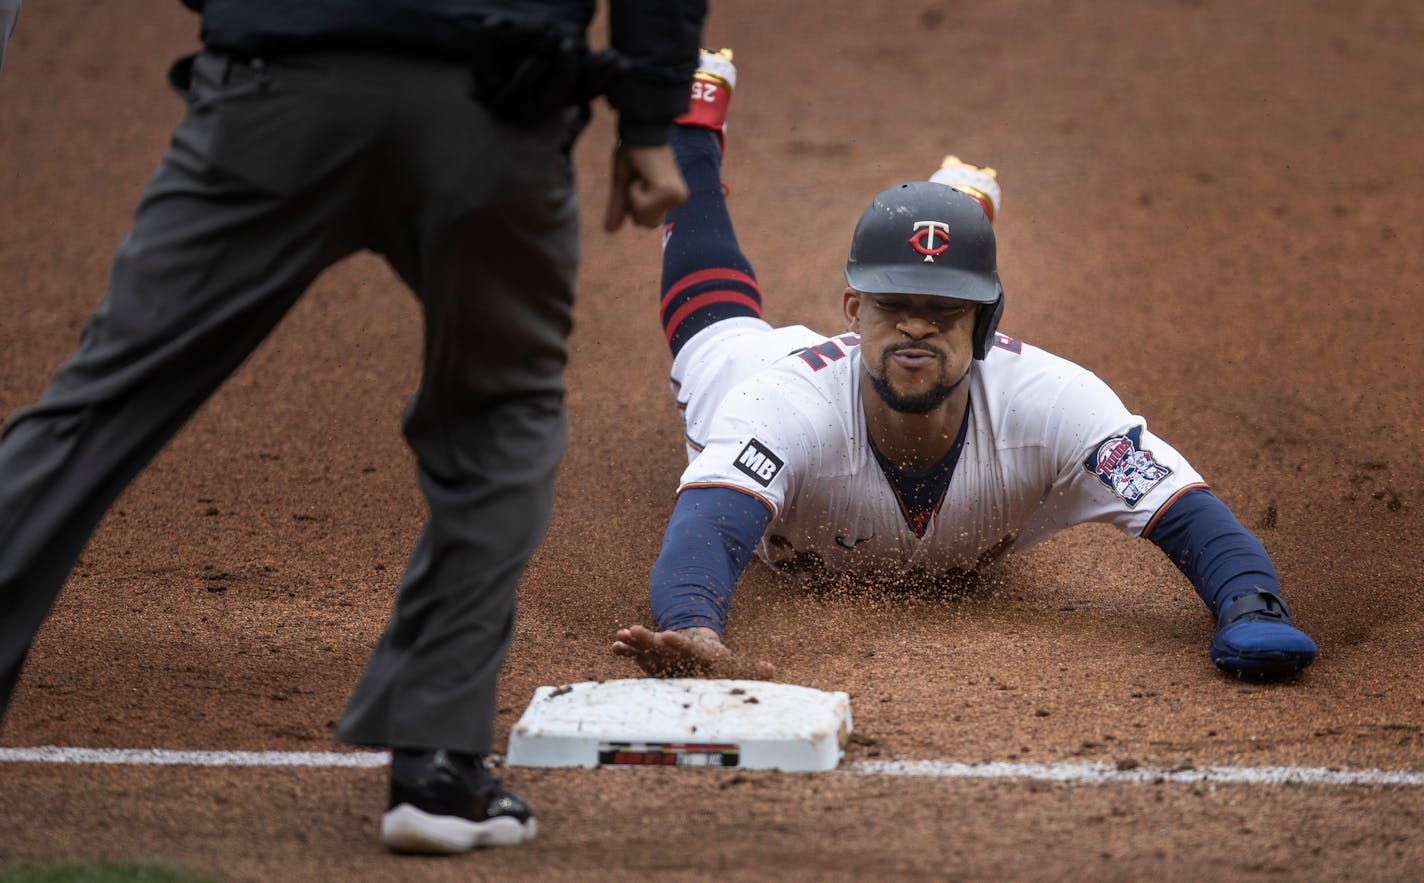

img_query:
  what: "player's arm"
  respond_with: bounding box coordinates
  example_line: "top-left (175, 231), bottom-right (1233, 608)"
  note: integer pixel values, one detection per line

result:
top-left (612, 486), bottom-right (776, 679)
top-left (1033, 366), bottom-right (1314, 674)
top-left (1037, 366), bottom-right (1270, 614)
top-left (1145, 485), bottom-right (1316, 675)
top-left (650, 485), bottom-right (769, 633)
top-left (1145, 487), bottom-right (1278, 616)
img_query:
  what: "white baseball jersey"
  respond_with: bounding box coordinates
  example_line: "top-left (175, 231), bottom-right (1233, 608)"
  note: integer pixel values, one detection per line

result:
top-left (670, 317), bottom-right (1206, 579)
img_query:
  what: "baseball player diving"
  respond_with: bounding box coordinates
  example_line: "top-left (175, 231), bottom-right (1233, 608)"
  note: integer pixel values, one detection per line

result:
top-left (612, 50), bottom-right (1317, 681)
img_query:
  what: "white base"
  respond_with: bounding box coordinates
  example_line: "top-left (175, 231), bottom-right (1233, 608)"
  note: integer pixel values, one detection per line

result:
top-left (505, 679), bottom-right (852, 773)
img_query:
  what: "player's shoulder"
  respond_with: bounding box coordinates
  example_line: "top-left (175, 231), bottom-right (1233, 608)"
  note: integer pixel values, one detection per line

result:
top-left (974, 333), bottom-right (1126, 425)
top-left (718, 330), bottom-right (861, 427)
top-left (775, 331), bottom-right (863, 378)
top-left (979, 333), bottom-right (1092, 389)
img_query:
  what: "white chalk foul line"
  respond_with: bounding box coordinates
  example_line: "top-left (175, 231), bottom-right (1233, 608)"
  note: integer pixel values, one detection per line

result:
top-left (3, 747), bottom-right (1423, 787)
top-left (0, 746), bottom-right (390, 768)
top-left (851, 759), bottom-right (1424, 787)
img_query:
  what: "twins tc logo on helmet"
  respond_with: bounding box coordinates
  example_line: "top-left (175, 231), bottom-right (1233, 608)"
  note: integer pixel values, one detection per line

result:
top-left (1083, 425), bottom-right (1172, 507)
top-left (908, 221), bottom-right (951, 262)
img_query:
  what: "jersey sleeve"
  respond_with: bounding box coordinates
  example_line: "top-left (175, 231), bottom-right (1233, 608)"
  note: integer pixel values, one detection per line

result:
top-left (676, 373), bottom-right (822, 518)
top-left (1028, 369), bottom-right (1207, 538)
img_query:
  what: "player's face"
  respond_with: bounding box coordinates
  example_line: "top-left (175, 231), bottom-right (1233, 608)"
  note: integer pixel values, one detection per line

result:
top-left (844, 290), bottom-right (977, 414)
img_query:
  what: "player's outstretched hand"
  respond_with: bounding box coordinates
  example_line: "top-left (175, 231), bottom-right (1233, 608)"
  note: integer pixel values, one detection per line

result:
top-left (612, 625), bottom-right (776, 680)
top-left (603, 143), bottom-right (690, 232)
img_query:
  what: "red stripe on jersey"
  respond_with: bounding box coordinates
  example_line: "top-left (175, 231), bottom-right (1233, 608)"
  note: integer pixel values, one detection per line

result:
top-left (660, 267), bottom-right (760, 319)
top-left (663, 291), bottom-right (763, 343)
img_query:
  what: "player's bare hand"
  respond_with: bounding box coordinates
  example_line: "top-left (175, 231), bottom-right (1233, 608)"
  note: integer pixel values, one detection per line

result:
top-left (612, 625), bottom-right (776, 680)
top-left (603, 143), bottom-right (690, 232)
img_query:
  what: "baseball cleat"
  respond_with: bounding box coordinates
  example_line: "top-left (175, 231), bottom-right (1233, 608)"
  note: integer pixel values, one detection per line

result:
top-left (929, 155), bottom-right (1002, 223)
top-left (1209, 591), bottom-right (1317, 677)
top-left (675, 48), bottom-right (737, 150)
top-left (381, 749), bottom-right (536, 854)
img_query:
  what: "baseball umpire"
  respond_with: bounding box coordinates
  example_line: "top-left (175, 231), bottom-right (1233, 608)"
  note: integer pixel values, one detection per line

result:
top-left (613, 51), bottom-right (1317, 682)
top-left (0, 0), bottom-right (704, 856)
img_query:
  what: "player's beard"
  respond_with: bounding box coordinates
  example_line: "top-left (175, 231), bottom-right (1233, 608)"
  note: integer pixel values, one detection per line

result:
top-left (868, 343), bottom-right (969, 414)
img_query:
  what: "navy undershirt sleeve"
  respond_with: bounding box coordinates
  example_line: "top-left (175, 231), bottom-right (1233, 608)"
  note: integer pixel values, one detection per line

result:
top-left (1146, 487), bottom-right (1280, 621)
top-left (650, 486), bottom-right (772, 635)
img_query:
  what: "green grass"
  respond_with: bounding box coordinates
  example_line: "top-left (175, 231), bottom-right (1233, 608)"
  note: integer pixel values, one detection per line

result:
top-left (0, 862), bottom-right (215, 883)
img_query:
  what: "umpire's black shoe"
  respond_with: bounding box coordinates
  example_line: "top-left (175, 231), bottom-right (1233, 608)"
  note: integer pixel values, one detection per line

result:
top-left (1209, 591), bottom-right (1317, 677)
top-left (381, 748), bottom-right (536, 853)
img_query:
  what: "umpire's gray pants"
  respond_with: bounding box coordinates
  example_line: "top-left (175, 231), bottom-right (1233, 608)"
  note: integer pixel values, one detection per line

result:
top-left (0, 50), bottom-right (579, 754)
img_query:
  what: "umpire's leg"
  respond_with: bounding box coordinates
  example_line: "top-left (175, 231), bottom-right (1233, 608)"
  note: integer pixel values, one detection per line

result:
top-left (0, 51), bottom-right (367, 719)
top-left (336, 96), bottom-right (580, 754)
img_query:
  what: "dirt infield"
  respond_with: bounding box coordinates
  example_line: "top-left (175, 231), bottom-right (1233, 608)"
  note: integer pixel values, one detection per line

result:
top-left (2, 1), bottom-right (1422, 880)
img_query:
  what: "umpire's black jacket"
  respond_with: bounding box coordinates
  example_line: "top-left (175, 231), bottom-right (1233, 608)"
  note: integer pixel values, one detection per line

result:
top-left (185, 0), bottom-right (705, 146)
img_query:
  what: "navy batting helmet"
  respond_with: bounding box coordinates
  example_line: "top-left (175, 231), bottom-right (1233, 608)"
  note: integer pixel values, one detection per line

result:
top-left (844, 181), bottom-right (1004, 359)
